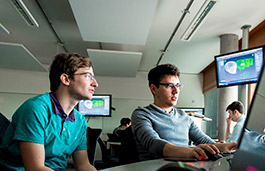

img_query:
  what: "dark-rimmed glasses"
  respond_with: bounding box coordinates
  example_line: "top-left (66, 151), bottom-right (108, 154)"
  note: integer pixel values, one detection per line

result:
top-left (72, 72), bottom-right (96, 81)
top-left (159, 83), bottom-right (183, 89)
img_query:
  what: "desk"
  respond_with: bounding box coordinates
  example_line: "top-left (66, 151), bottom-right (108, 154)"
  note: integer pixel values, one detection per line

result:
top-left (99, 155), bottom-right (233, 171)
top-left (107, 141), bottom-right (121, 147)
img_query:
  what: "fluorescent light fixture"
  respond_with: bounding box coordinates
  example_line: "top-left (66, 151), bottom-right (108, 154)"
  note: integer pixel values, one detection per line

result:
top-left (181, 0), bottom-right (217, 41)
top-left (0, 23), bottom-right (10, 34)
top-left (9, 0), bottom-right (39, 27)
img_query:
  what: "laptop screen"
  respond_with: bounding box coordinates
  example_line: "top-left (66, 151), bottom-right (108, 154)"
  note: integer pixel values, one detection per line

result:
top-left (230, 61), bottom-right (265, 170)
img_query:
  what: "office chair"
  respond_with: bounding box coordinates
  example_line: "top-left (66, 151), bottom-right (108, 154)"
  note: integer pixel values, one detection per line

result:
top-left (116, 126), bottom-right (139, 164)
top-left (0, 112), bottom-right (10, 143)
top-left (107, 133), bottom-right (120, 142)
top-left (86, 127), bottom-right (102, 166)
top-left (95, 137), bottom-right (120, 170)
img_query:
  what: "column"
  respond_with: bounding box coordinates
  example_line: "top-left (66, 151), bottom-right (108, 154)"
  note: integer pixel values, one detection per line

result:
top-left (218, 34), bottom-right (239, 141)
top-left (240, 25), bottom-right (251, 114)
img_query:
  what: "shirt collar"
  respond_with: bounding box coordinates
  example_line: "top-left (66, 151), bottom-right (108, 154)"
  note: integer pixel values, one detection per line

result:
top-left (150, 104), bottom-right (174, 114)
top-left (238, 115), bottom-right (246, 122)
top-left (49, 92), bottom-right (75, 122)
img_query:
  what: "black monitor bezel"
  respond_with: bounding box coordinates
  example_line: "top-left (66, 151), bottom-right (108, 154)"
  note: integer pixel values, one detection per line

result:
top-left (214, 45), bottom-right (265, 88)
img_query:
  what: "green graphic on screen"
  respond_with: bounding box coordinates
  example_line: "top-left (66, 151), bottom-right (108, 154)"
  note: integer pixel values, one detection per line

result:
top-left (237, 58), bottom-right (253, 70)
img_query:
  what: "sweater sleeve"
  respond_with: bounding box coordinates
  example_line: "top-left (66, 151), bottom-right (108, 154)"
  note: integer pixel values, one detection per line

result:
top-left (188, 120), bottom-right (215, 145)
top-left (131, 108), bottom-right (167, 158)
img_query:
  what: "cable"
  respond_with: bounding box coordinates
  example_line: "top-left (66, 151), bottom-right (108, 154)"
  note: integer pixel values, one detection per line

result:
top-left (156, 0), bottom-right (194, 66)
top-left (35, 0), bottom-right (68, 53)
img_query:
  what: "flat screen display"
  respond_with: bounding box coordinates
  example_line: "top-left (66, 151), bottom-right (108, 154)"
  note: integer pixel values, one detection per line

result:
top-left (78, 94), bottom-right (111, 117)
top-left (179, 108), bottom-right (204, 116)
top-left (215, 46), bottom-right (264, 88)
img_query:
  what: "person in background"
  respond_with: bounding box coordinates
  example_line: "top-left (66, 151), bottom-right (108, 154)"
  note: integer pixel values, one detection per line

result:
top-left (0, 53), bottom-right (98, 171)
top-left (113, 118), bottom-right (131, 134)
top-left (131, 64), bottom-right (237, 161)
top-left (225, 101), bottom-right (246, 143)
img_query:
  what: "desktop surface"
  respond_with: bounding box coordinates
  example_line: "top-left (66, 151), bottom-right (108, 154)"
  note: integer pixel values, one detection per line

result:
top-left (98, 155), bottom-right (233, 171)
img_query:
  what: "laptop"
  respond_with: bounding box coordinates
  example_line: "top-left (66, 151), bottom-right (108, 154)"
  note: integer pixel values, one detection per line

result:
top-left (230, 61), bottom-right (265, 170)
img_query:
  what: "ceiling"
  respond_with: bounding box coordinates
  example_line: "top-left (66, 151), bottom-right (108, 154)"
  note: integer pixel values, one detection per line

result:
top-left (0, 0), bottom-right (265, 77)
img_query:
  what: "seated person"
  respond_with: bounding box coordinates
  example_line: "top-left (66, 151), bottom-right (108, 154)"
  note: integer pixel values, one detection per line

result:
top-left (0, 53), bottom-right (97, 171)
top-left (224, 101), bottom-right (246, 142)
top-left (131, 64), bottom-right (237, 161)
top-left (113, 118), bottom-right (131, 134)
top-left (240, 127), bottom-right (265, 157)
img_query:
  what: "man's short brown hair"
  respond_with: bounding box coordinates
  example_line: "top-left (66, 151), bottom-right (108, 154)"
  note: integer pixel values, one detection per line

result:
top-left (49, 53), bottom-right (92, 91)
top-left (226, 101), bottom-right (244, 114)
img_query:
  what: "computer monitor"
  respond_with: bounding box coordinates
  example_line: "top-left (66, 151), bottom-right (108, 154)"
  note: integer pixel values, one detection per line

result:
top-left (179, 108), bottom-right (204, 117)
top-left (230, 61), bottom-right (265, 170)
top-left (78, 94), bottom-right (111, 117)
top-left (215, 45), bottom-right (264, 88)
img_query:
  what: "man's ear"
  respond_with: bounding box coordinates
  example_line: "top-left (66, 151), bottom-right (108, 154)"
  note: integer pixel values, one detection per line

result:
top-left (234, 109), bottom-right (239, 115)
top-left (60, 73), bottom-right (70, 86)
top-left (150, 84), bottom-right (157, 95)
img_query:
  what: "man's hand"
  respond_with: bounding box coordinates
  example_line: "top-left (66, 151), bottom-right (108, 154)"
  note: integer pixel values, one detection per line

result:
top-left (215, 142), bottom-right (238, 152)
top-left (188, 144), bottom-right (220, 160)
top-left (226, 116), bottom-right (232, 125)
top-left (163, 143), bottom-right (220, 161)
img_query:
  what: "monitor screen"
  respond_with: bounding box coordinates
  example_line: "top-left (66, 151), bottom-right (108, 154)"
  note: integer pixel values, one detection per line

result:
top-left (179, 108), bottom-right (204, 116)
top-left (78, 94), bottom-right (111, 117)
top-left (215, 46), bottom-right (264, 88)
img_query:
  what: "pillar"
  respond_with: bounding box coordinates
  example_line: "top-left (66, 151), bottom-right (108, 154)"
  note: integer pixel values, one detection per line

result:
top-left (218, 34), bottom-right (239, 141)
top-left (240, 25), bottom-right (251, 114)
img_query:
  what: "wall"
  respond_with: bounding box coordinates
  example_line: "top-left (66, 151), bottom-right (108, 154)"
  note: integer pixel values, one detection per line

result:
top-left (204, 88), bottom-right (218, 138)
top-left (0, 68), bottom-right (49, 117)
top-left (0, 68), bottom-right (204, 136)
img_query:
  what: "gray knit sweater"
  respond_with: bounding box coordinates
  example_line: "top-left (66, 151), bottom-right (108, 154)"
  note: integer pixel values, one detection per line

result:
top-left (131, 104), bottom-right (215, 160)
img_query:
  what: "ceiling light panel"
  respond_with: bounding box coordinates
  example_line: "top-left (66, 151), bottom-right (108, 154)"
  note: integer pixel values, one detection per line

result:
top-left (9, 0), bottom-right (39, 27)
top-left (0, 23), bottom-right (10, 34)
top-left (181, 0), bottom-right (218, 41)
top-left (0, 42), bottom-right (46, 72)
top-left (87, 49), bottom-right (142, 77)
top-left (69, 0), bottom-right (158, 45)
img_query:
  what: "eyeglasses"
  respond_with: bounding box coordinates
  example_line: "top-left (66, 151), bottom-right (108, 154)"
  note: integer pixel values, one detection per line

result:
top-left (72, 72), bottom-right (96, 81)
top-left (158, 83), bottom-right (183, 89)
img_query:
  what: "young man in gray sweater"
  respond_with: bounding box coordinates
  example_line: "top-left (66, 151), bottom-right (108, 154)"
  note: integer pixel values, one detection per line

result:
top-left (131, 64), bottom-right (237, 161)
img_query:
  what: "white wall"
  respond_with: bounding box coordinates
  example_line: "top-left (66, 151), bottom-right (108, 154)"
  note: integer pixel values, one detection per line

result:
top-left (0, 68), bottom-right (204, 135)
top-left (0, 68), bottom-right (49, 118)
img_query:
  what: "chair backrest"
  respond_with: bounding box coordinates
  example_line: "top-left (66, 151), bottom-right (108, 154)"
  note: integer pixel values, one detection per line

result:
top-left (96, 137), bottom-right (120, 169)
top-left (0, 112), bottom-right (10, 144)
top-left (107, 133), bottom-right (120, 142)
top-left (86, 127), bottom-right (102, 166)
top-left (116, 126), bottom-right (139, 164)
top-left (97, 137), bottom-right (109, 162)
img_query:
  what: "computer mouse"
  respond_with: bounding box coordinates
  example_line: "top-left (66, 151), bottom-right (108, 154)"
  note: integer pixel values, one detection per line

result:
top-left (202, 150), bottom-right (223, 161)
top-left (156, 162), bottom-right (206, 171)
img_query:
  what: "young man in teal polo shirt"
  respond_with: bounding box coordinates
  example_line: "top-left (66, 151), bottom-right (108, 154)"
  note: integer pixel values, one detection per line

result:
top-left (0, 53), bottom-right (98, 171)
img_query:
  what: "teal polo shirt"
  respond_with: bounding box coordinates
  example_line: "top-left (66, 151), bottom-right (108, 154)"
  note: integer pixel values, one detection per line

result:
top-left (0, 92), bottom-right (87, 170)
